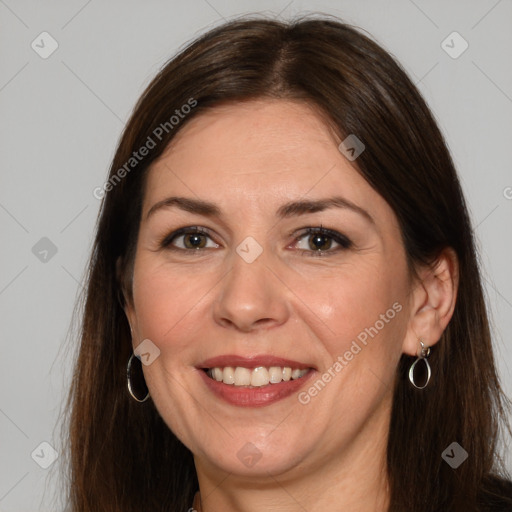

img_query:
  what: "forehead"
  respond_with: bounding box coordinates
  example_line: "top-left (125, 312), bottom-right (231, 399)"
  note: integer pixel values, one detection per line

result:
top-left (143, 99), bottom-right (388, 221)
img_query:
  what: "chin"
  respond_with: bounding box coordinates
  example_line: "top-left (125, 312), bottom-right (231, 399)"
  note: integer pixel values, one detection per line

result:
top-left (192, 428), bottom-right (316, 479)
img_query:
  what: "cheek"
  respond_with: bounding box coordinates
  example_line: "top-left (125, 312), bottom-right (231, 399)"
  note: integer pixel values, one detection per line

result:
top-left (304, 265), bottom-right (409, 415)
top-left (130, 256), bottom-right (210, 351)
top-left (317, 263), bottom-right (404, 348)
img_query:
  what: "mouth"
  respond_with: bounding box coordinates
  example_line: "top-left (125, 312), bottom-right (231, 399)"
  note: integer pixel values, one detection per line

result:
top-left (204, 366), bottom-right (310, 387)
top-left (197, 355), bottom-right (316, 407)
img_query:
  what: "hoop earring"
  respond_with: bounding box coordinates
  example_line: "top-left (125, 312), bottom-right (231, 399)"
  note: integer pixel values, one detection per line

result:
top-left (127, 353), bottom-right (150, 402)
top-left (408, 339), bottom-right (431, 389)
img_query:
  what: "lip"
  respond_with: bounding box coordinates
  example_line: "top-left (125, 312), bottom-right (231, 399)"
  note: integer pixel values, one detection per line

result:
top-left (197, 354), bottom-right (316, 407)
top-left (198, 369), bottom-right (315, 407)
top-left (198, 354), bottom-right (314, 370)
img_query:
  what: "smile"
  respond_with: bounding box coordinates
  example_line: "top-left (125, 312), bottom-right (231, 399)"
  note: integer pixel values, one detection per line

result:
top-left (205, 366), bottom-right (310, 387)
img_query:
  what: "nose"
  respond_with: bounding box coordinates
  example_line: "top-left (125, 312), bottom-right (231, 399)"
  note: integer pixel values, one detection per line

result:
top-left (212, 252), bottom-right (290, 333)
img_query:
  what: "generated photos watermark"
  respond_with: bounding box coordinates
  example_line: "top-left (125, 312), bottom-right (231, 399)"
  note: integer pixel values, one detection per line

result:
top-left (134, 338), bottom-right (161, 366)
top-left (338, 134), bottom-right (365, 161)
top-left (31, 441), bottom-right (58, 470)
top-left (93, 97), bottom-right (198, 199)
top-left (442, 442), bottom-right (469, 469)
top-left (298, 301), bottom-right (403, 404)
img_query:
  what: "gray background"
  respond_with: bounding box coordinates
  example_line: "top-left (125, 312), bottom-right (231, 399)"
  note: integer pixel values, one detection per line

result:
top-left (1, 1), bottom-right (511, 510)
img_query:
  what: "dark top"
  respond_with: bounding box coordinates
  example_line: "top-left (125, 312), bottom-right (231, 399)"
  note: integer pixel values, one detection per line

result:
top-left (480, 477), bottom-right (512, 511)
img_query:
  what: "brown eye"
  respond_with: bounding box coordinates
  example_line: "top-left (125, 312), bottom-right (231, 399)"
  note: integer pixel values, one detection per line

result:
top-left (160, 227), bottom-right (219, 251)
top-left (182, 233), bottom-right (207, 249)
top-left (294, 227), bottom-right (352, 257)
top-left (308, 233), bottom-right (333, 251)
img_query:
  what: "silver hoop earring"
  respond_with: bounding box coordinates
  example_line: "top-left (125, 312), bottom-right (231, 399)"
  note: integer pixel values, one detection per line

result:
top-left (408, 340), bottom-right (431, 389)
top-left (127, 353), bottom-right (150, 402)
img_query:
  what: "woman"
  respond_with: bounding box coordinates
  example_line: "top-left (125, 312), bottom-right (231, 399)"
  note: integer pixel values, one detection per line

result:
top-left (66, 16), bottom-right (512, 511)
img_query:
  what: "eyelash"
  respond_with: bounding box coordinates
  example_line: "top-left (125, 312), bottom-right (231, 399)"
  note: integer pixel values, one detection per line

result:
top-left (159, 225), bottom-right (353, 257)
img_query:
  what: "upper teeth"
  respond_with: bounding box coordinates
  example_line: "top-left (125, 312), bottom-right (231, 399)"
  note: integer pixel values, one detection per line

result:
top-left (207, 366), bottom-right (309, 387)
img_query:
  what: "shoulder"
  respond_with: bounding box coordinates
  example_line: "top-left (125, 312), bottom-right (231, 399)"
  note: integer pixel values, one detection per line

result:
top-left (479, 477), bottom-right (512, 512)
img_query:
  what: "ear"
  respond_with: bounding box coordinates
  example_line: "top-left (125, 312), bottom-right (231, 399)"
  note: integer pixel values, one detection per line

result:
top-left (402, 248), bottom-right (459, 356)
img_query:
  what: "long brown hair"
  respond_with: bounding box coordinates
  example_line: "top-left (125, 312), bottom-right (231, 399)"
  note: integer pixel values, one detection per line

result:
top-left (66, 15), bottom-right (511, 511)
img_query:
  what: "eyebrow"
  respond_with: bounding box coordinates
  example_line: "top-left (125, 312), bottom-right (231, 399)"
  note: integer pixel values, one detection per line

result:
top-left (146, 195), bottom-right (375, 224)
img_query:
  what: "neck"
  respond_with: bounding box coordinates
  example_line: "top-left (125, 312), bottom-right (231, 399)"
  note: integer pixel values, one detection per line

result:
top-left (193, 397), bottom-right (391, 512)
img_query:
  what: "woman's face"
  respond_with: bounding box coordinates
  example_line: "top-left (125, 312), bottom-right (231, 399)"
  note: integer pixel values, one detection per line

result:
top-left (126, 99), bottom-right (416, 479)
